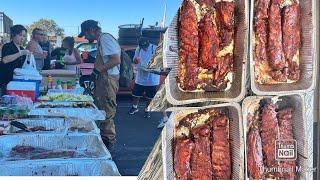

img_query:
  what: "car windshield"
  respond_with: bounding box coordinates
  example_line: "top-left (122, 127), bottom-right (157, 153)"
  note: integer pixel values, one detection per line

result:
top-left (76, 43), bottom-right (96, 52)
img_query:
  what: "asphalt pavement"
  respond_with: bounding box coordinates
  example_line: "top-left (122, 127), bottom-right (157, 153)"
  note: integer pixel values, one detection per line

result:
top-left (109, 95), bottom-right (164, 176)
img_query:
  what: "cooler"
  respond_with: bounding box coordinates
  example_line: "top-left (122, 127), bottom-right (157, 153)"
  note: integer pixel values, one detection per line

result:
top-left (6, 81), bottom-right (37, 101)
top-left (79, 63), bottom-right (94, 75)
top-left (12, 79), bottom-right (41, 98)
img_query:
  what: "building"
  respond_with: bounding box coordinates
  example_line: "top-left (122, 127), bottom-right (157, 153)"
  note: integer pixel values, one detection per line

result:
top-left (0, 12), bottom-right (13, 44)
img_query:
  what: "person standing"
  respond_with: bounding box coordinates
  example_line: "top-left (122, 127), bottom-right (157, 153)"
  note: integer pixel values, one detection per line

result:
top-left (78, 20), bottom-right (121, 149)
top-left (0, 25), bottom-right (30, 95)
top-left (40, 35), bottom-right (52, 70)
top-left (27, 28), bottom-right (47, 70)
top-left (62, 36), bottom-right (82, 71)
top-left (128, 37), bottom-right (159, 118)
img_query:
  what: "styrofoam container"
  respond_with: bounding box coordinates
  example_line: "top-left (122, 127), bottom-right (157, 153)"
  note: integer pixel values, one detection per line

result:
top-left (249, 0), bottom-right (317, 95)
top-left (164, 0), bottom-right (249, 105)
top-left (7, 81), bottom-right (36, 101)
top-left (242, 94), bottom-right (313, 179)
top-left (6, 117), bottom-right (100, 135)
top-left (162, 103), bottom-right (245, 180)
top-left (13, 78), bottom-right (41, 98)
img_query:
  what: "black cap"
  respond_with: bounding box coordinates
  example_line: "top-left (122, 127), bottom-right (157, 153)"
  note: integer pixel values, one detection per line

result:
top-left (78, 20), bottom-right (99, 37)
top-left (139, 37), bottom-right (149, 48)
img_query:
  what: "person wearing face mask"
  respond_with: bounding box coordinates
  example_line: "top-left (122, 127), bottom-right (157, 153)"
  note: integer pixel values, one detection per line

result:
top-left (40, 35), bottom-right (52, 70)
top-left (128, 37), bottom-right (159, 118)
top-left (0, 25), bottom-right (30, 95)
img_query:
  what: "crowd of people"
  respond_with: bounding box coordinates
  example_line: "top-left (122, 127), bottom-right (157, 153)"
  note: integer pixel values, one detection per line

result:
top-left (0, 20), bottom-right (163, 150)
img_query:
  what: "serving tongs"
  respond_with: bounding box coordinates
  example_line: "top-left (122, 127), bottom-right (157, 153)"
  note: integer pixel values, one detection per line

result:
top-left (10, 121), bottom-right (31, 132)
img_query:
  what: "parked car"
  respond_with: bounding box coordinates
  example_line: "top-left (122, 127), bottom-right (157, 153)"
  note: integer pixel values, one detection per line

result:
top-left (76, 41), bottom-right (165, 95)
top-left (75, 42), bottom-right (96, 53)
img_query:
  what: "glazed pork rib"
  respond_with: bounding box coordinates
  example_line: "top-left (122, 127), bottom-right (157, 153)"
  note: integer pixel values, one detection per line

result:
top-left (199, 11), bottom-right (220, 70)
top-left (178, 0), bottom-right (200, 91)
top-left (174, 138), bottom-right (195, 180)
top-left (213, 55), bottom-right (233, 89)
top-left (278, 108), bottom-right (296, 180)
top-left (211, 114), bottom-right (231, 179)
top-left (268, 0), bottom-right (287, 82)
top-left (190, 125), bottom-right (213, 180)
top-left (254, 0), bottom-right (270, 63)
top-left (282, 3), bottom-right (301, 81)
top-left (247, 127), bottom-right (264, 180)
top-left (255, 0), bottom-right (270, 20)
top-left (216, 1), bottom-right (235, 48)
top-left (260, 102), bottom-right (280, 177)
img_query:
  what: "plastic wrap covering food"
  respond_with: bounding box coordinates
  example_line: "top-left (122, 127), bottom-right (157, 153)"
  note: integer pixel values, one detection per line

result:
top-left (162, 103), bottom-right (244, 180)
top-left (6, 117), bottom-right (100, 135)
top-left (39, 94), bottom-right (94, 102)
top-left (243, 94), bottom-right (313, 179)
top-left (253, 0), bottom-right (301, 84)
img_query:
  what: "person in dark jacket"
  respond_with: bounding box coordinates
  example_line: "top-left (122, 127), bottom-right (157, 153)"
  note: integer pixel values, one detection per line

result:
top-left (0, 25), bottom-right (30, 96)
top-left (40, 35), bottom-right (52, 70)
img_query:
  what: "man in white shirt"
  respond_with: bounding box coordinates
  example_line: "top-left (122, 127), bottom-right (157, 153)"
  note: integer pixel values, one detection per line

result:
top-left (27, 28), bottom-right (47, 70)
top-left (129, 37), bottom-right (159, 118)
top-left (78, 20), bottom-right (121, 150)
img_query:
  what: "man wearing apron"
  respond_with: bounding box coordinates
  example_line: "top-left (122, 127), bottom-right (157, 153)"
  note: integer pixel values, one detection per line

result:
top-left (78, 20), bottom-right (121, 149)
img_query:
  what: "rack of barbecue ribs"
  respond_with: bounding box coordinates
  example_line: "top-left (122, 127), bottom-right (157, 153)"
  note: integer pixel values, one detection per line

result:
top-left (178, 0), bottom-right (235, 92)
top-left (173, 108), bottom-right (232, 180)
top-left (254, 0), bottom-right (301, 84)
top-left (246, 99), bottom-right (297, 179)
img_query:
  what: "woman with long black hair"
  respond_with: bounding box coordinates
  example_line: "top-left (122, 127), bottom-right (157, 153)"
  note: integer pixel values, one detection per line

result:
top-left (0, 24), bottom-right (30, 95)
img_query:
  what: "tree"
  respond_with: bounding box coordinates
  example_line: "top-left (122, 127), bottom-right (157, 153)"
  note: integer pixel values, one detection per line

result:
top-left (27, 19), bottom-right (64, 37)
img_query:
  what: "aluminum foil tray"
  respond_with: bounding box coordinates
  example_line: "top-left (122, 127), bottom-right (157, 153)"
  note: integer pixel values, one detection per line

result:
top-left (0, 134), bottom-right (111, 162)
top-left (6, 117), bottom-right (100, 135)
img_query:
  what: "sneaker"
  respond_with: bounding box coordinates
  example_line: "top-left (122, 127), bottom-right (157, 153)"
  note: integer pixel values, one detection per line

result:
top-left (157, 117), bottom-right (168, 129)
top-left (144, 108), bottom-right (151, 118)
top-left (129, 106), bottom-right (139, 115)
top-left (144, 111), bottom-right (151, 118)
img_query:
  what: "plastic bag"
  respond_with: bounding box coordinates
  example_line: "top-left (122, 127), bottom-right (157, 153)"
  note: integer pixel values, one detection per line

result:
top-left (22, 54), bottom-right (37, 70)
top-left (14, 54), bottom-right (42, 80)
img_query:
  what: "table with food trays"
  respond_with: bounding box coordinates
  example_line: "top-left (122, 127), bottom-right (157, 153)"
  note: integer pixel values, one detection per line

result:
top-left (0, 94), bottom-right (120, 176)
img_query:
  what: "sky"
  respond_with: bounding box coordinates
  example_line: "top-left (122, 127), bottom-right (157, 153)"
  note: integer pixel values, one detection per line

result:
top-left (0, 0), bottom-right (181, 37)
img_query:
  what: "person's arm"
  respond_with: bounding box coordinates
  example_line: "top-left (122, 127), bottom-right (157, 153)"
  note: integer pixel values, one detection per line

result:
top-left (96, 54), bottom-right (120, 72)
top-left (2, 46), bottom-right (29, 64)
top-left (95, 34), bottom-right (121, 73)
top-left (27, 41), bottom-right (45, 59)
top-left (74, 49), bottom-right (82, 64)
top-left (2, 52), bottom-right (21, 64)
top-left (133, 47), bottom-right (139, 62)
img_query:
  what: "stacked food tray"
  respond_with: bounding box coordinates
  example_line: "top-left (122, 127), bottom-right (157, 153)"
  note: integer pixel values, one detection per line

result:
top-left (0, 134), bottom-right (119, 176)
top-left (159, 0), bottom-right (317, 179)
top-left (0, 100), bottom-right (120, 176)
top-left (249, 0), bottom-right (317, 95)
top-left (28, 102), bottom-right (106, 121)
top-left (162, 103), bottom-right (244, 180)
top-left (5, 117), bottom-right (100, 135)
top-left (242, 94), bottom-right (313, 179)
top-left (163, 0), bottom-right (249, 105)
